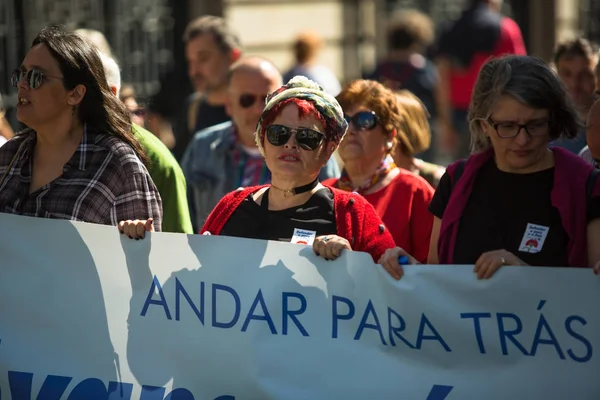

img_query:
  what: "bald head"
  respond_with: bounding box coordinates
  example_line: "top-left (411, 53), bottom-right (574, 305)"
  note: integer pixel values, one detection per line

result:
top-left (227, 56), bottom-right (282, 86)
top-left (587, 99), bottom-right (600, 160)
top-left (225, 56), bottom-right (283, 147)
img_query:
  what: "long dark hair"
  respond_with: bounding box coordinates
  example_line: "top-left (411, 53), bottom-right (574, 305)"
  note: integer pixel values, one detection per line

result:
top-left (32, 26), bottom-right (147, 163)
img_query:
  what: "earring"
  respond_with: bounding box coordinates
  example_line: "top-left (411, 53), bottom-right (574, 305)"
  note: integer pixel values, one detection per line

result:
top-left (385, 141), bottom-right (393, 150)
top-left (71, 106), bottom-right (76, 116)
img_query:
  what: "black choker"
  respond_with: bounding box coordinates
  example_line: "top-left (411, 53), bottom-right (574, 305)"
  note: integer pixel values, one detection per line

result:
top-left (269, 178), bottom-right (319, 198)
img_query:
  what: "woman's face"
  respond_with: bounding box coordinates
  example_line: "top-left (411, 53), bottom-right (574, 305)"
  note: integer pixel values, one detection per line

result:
top-left (338, 104), bottom-right (390, 165)
top-left (482, 96), bottom-right (551, 172)
top-left (263, 103), bottom-right (333, 182)
top-left (15, 44), bottom-right (81, 129)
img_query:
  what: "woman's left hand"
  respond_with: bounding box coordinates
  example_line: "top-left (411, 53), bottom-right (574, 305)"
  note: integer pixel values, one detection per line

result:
top-left (313, 235), bottom-right (351, 261)
top-left (474, 249), bottom-right (528, 279)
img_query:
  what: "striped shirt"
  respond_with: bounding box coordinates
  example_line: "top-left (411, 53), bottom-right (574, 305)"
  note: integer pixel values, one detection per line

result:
top-left (579, 146), bottom-right (598, 168)
top-left (0, 128), bottom-right (163, 230)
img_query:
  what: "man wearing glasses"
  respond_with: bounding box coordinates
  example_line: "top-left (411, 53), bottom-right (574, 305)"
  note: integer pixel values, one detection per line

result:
top-left (181, 56), bottom-right (340, 232)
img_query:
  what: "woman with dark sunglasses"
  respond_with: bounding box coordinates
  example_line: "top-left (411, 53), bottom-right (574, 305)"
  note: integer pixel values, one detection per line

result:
top-left (323, 80), bottom-right (434, 267)
top-left (198, 76), bottom-right (396, 263)
top-left (0, 26), bottom-right (162, 229)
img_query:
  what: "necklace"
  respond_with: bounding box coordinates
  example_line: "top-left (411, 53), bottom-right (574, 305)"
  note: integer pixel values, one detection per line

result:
top-left (269, 177), bottom-right (319, 198)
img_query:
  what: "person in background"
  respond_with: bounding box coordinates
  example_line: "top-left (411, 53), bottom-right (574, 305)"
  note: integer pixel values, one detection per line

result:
top-left (0, 26), bottom-right (162, 229)
top-left (324, 80), bottom-right (434, 264)
top-left (551, 38), bottom-right (599, 154)
top-left (0, 94), bottom-right (14, 147)
top-left (119, 84), bottom-right (146, 128)
top-left (147, 16), bottom-right (242, 160)
top-left (74, 28), bottom-right (113, 57)
top-left (392, 90), bottom-right (445, 188)
top-left (435, 0), bottom-right (526, 159)
top-left (121, 76), bottom-right (396, 266)
top-left (182, 57), bottom-right (340, 231)
top-left (283, 32), bottom-right (341, 96)
top-left (580, 99), bottom-right (600, 168)
top-left (381, 55), bottom-right (600, 279)
top-left (101, 53), bottom-right (193, 234)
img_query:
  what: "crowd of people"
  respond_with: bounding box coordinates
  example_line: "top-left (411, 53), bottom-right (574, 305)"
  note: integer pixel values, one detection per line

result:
top-left (1, 0), bottom-right (599, 279)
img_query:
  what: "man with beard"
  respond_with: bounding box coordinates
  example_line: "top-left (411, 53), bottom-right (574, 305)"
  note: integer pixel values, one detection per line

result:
top-left (149, 16), bottom-right (242, 161)
top-left (552, 38), bottom-right (599, 154)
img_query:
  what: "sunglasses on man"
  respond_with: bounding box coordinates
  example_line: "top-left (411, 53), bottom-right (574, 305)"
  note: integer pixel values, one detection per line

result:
top-left (265, 125), bottom-right (325, 151)
top-left (11, 68), bottom-right (64, 89)
top-left (239, 93), bottom-right (268, 109)
top-left (344, 111), bottom-right (379, 131)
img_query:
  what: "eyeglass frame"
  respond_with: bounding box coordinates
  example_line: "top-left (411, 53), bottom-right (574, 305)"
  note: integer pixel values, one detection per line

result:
top-left (11, 68), bottom-right (65, 90)
top-left (264, 124), bottom-right (326, 151)
top-left (344, 111), bottom-right (380, 131)
top-left (485, 117), bottom-right (552, 139)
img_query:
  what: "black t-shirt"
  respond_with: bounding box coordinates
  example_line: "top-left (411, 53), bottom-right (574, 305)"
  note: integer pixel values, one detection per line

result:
top-left (429, 160), bottom-right (600, 266)
top-left (220, 188), bottom-right (337, 242)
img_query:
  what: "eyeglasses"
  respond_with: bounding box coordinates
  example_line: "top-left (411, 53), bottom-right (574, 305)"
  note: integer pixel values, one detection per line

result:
top-left (239, 93), bottom-right (267, 109)
top-left (265, 124), bottom-right (325, 151)
top-left (487, 118), bottom-right (551, 138)
top-left (11, 68), bottom-right (64, 89)
top-left (344, 111), bottom-right (379, 131)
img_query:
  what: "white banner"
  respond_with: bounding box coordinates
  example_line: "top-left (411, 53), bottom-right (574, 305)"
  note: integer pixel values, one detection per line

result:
top-left (0, 212), bottom-right (599, 399)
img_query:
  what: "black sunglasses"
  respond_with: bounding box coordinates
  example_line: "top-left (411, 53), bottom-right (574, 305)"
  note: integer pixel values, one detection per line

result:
top-left (239, 93), bottom-right (267, 109)
top-left (344, 111), bottom-right (379, 131)
top-left (11, 68), bottom-right (64, 89)
top-left (265, 124), bottom-right (325, 151)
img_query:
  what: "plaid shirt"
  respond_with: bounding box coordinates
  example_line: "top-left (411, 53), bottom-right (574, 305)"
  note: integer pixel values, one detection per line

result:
top-left (0, 128), bottom-right (163, 230)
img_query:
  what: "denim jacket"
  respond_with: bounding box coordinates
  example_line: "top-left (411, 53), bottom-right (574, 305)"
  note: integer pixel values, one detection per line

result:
top-left (181, 121), bottom-right (341, 232)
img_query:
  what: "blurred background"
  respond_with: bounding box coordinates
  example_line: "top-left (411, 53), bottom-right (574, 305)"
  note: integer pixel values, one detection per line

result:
top-left (0, 0), bottom-right (598, 130)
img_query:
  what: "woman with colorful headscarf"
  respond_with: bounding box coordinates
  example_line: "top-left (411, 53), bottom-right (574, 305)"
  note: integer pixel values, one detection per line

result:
top-left (324, 80), bottom-right (434, 264)
top-left (198, 76), bottom-right (395, 262)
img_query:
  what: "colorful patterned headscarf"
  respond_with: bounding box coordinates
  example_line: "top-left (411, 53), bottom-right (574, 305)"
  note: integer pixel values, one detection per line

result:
top-left (255, 76), bottom-right (348, 153)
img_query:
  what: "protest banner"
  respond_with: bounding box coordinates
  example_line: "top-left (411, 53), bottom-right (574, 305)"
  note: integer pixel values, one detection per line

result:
top-left (0, 213), bottom-right (598, 399)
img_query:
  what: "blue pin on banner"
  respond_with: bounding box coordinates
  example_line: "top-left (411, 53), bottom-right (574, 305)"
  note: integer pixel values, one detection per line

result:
top-left (398, 255), bottom-right (409, 265)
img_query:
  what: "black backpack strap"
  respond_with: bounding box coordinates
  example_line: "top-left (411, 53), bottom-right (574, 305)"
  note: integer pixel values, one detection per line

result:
top-left (450, 159), bottom-right (467, 192)
top-left (587, 167), bottom-right (599, 199)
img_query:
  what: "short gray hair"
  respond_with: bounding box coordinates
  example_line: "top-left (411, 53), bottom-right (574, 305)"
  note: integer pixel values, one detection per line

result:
top-left (100, 53), bottom-right (121, 95)
top-left (468, 55), bottom-right (582, 152)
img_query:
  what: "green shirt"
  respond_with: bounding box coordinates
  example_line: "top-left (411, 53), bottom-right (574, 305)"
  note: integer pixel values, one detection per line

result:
top-left (133, 124), bottom-right (193, 234)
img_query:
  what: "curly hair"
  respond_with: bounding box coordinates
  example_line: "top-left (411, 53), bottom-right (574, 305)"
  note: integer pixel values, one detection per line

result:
top-left (336, 79), bottom-right (401, 136)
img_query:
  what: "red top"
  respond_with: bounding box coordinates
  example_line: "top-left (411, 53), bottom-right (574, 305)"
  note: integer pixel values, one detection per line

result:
top-left (450, 18), bottom-right (526, 109)
top-left (324, 170), bottom-right (434, 263)
top-left (200, 185), bottom-right (396, 263)
top-left (439, 147), bottom-right (600, 267)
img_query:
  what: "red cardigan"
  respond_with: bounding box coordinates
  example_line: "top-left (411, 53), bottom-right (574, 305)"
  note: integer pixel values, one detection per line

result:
top-left (439, 147), bottom-right (600, 267)
top-left (200, 185), bottom-right (396, 262)
top-left (325, 170), bottom-right (434, 263)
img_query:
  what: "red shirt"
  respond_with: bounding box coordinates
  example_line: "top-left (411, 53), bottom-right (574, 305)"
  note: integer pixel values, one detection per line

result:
top-left (450, 17), bottom-right (526, 109)
top-left (325, 169), bottom-right (434, 263)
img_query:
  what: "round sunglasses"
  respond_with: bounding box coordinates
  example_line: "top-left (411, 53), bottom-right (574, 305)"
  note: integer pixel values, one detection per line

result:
top-left (239, 93), bottom-right (267, 109)
top-left (344, 111), bottom-right (379, 131)
top-left (11, 68), bottom-right (64, 89)
top-left (265, 125), bottom-right (325, 151)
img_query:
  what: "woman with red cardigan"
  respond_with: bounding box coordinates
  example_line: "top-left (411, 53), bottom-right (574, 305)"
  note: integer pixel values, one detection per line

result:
top-left (201, 76), bottom-right (395, 263)
top-left (324, 80), bottom-right (434, 264)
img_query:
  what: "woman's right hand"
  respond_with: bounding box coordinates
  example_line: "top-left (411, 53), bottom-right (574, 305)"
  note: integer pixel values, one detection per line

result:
top-left (118, 218), bottom-right (154, 239)
top-left (378, 247), bottom-right (419, 280)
